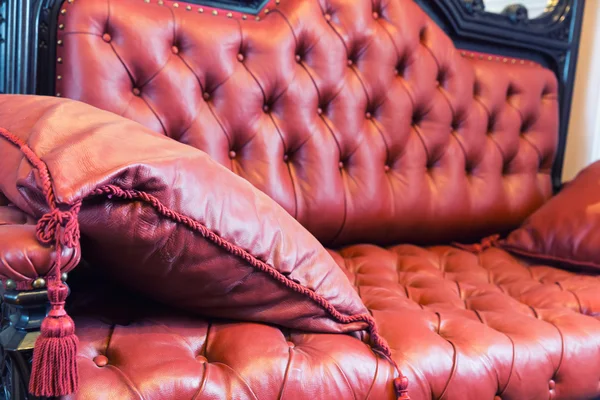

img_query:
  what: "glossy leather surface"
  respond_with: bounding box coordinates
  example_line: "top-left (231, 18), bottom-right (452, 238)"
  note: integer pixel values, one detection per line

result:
top-left (56, 0), bottom-right (558, 246)
top-left (64, 245), bottom-right (600, 399)
top-left (63, 269), bottom-right (397, 400)
top-left (500, 160), bottom-right (600, 272)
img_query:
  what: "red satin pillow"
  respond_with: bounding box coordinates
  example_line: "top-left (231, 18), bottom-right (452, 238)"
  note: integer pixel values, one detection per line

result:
top-left (0, 95), bottom-right (377, 337)
top-left (499, 160), bottom-right (600, 271)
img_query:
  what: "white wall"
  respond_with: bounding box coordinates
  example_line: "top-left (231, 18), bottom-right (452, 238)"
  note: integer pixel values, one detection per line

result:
top-left (563, 1), bottom-right (600, 181)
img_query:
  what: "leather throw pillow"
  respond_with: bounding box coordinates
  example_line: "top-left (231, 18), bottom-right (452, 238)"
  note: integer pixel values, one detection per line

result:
top-left (0, 95), bottom-right (406, 397)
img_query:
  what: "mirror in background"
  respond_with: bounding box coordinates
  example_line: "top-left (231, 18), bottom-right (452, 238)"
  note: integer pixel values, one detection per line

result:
top-left (483, 0), bottom-right (559, 19)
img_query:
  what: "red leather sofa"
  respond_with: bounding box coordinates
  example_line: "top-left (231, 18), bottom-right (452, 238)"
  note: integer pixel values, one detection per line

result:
top-left (1, 0), bottom-right (599, 399)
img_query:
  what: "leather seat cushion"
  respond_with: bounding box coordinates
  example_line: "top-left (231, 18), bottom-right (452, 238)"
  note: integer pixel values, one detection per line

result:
top-left (67, 245), bottom-right (600, 399)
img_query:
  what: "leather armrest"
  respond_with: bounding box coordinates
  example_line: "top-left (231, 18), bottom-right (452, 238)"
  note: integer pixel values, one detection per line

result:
top-left (0, 206), bottom-right (79, 290)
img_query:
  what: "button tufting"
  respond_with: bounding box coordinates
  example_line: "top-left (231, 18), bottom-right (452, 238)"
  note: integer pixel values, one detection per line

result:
top-left (283, 154), bottom-right (289, 162)
top-left (347, 59), bottom-right (353, 66)
top-left (263, 104), bottom-right (270, 113)
top-left (338, 161), bottom-right (344, 169)
top-left (324, 13), bottom-right (332, 22)
top-left (237, 53), bottom-right (245, 62)
top-left (102, 33), bottom-right (111, 43)
top-left (317, 107), bottom-right (323, 115)
top-left (93, 355), bottom-right (108, 367)
top-left (365, 111), bottom-right (372, 119)
top-left (286, 341), bottom-right (295, 348)
top-left (549, 380), bottom-right (556, 390)
top-left (171, 46), bottom-right (179, 55)
top-left (132, 87), bottom-right (141, 96)
top-left (195, 355), bottom-right (208, 363)
top-left (229, 150), bottom-right (237, 159)
top-left (295, 54), bottom-right (302, 63)
top-left (372, 11), bottom-right (379, 19)
top-left (202, 92), bottom-right (210, 101)
top-left (384, 165), bottom-right (390, 172)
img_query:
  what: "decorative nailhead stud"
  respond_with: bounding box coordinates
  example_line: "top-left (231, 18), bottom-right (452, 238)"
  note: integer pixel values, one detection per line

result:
top-left (57, 39), bottom-right (63, 46)
top-left (276, 0), bottom-right (280, 4)
top-left (212, 10), bottom-right (218, 15)
top-left (5, 280), bottom-right (16, 290)
top-left (144, 0), bottom-right (150, 3)
top-left (227, 12), bottom-right (233, 18)
top-left (68, 0), bottom-right (74, 3)
top-left (242, 15), bottom-right (247, 20)
top-left (33, 278), bottom-right (46, 289)
top-left (255, 16), bottom-right (260, 21)
top-left (60, 9), bottom-right (67, 14)
top-left (264, 8), bottom-right (270, 14)
top-left (57, 75), bottom-right (62, 80)
top-left (186, 5), bottom-right (191, 10)
top-left (198, 7), bottom-right (204, 12)
top-left (158, 0), bottom-right (163, 5)
top-left (173, 2), bottom-right (179, 7)
top-left (56, 92), bottom-right (61, 97)
top-left (57, 57), bottom-right (63, 63)
top-left (59, 24), bottom-right (65, 29)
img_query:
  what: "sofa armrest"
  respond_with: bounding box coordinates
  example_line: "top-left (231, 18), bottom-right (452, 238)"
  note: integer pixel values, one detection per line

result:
top-left (0, 207), bottom-right (79, 290)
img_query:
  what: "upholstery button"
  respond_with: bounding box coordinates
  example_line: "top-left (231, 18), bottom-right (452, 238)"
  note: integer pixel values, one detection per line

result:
top-left (338, 161), bottom-right (344, 169)
top-left (203, 92), bottom-right (210, 101)
top-left (384, 165), bottom-right (390, 172)
top-left (93, 355), bottom-right (109, 367)
top-left (324, 13), bottom-right (331, 22)
top-left (317, 107), bottom-right (323, 115)
top-left (171, 46), bottom-right (179, 55)
top-left (347, 59), bottom-right (353, 66)
top-left (365, 111), bottom-right (372, 119)
top-left (229, 150), bottom-right (237, 159)
top-left (286, 341), bottom-right (295, 348)
top-left (295, 54), bottom-right (302, 63)
top-left (372, 11), bottom-right (379, 19)
top-left (549, 380), bottom-right (556, 390)
top-left (102, 33), bottom-right (111, 43)
top-left (132, 88), bottom-right (141, 96)
top-left (237, 53), bottom-right (245, 62)
top-left (283, 154), bottom-right (289, 162)
top-left (196, 355), bottom-right (208, 363)
top-left (263, 104), bottom-right (270, 113)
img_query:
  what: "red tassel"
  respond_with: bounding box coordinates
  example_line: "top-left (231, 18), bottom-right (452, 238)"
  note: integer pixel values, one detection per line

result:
top-left (394, 376), bottom-right (410, 400)
top-left (29, 282), bottom-right (79, 397)
top-left (0, 127), bottom-right (81, 396)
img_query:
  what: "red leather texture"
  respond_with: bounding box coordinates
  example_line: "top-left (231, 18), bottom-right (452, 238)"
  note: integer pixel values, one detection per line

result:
top-left (55, 0), bottom-right (558, 247)
top-left (0, 207), bottom-right (78, 289)
top-left (499, 160), bottom-right (600, 272)
top-left (62, 244), bottom-right (600, 400)
top-left (0, 94), bottom-right (372, 336)
top-left (63, 269), bottom-right (397, 400)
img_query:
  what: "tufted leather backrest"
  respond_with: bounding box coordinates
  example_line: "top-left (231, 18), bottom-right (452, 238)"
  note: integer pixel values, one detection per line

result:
top-left (55, 0), bottom-right (558, 247)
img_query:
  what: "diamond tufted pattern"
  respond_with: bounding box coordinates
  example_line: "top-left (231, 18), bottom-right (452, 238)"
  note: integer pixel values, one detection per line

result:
top-left (56, 0), bottom-right (558, 247)
top-left (65, 245), bottom-right (600, 399)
